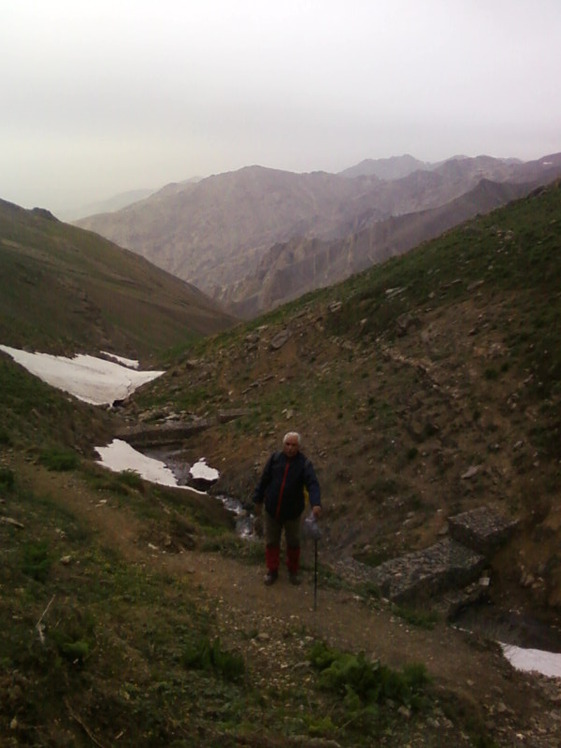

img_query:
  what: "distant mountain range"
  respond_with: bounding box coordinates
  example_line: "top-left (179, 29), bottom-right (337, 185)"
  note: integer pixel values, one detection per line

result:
top-left (60, 189), bottom-right (157, 222)
top-left (75, 153), bottom-right (561, 317)
top-left (338, 153), bottom-right (431, 180)
top-left (60, 177), bottom-right (203, 223)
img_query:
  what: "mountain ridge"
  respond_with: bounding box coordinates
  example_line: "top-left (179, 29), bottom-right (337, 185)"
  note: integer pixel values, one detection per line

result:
top-left (223, 177), bottom-right (535, 317)
top-left (75, 153), bottom-right (561, 316)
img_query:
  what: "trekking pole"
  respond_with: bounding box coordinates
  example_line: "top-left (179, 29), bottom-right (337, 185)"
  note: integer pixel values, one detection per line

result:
top-left (305, 512), bottom-right (321, 612)
top-left (314, 537), bottom-right (318, 611)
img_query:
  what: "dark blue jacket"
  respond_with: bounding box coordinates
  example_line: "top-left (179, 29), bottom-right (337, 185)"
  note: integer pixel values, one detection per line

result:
top-left (253, 451), bottom-right (321, 521)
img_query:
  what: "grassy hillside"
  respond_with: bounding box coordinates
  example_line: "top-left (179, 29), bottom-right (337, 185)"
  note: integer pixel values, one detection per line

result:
top-left (0, 199), bottom-right (236, 361)
top-left (2, 183), bottom-right (561, 746)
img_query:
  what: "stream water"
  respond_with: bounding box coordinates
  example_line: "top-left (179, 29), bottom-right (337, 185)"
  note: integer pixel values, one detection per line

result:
top-left (145, 446), bottom-right (254, 538)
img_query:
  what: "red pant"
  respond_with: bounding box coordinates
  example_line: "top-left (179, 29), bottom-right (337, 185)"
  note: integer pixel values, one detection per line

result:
top-left (264, 512), bottom-right (301, 573)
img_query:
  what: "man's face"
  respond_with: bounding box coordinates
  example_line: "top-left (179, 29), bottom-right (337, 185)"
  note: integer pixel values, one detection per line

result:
top-left (283, 436), bottom-right (300, 458)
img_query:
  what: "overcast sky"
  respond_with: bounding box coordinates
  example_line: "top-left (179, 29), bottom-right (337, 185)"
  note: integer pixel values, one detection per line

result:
top-left (2, 0), bottom-right (561, 215)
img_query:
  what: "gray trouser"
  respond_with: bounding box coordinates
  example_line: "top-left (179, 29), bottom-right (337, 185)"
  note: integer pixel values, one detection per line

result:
top-left (264, 512), bottom-right (301, 548)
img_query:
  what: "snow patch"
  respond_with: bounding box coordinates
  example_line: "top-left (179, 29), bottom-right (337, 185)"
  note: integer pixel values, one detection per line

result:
top-left (189, 458), bottom-right (220, 482)
top-left (95, 439), bottom-right (187, 488)
top-left (501, 643), bottom-right (561, 679)
top-left (0, 345), bottom-right (163, 405)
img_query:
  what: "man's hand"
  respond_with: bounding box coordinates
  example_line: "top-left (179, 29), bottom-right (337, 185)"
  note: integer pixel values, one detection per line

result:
top-left (312, 505), bottom-right (322, 519)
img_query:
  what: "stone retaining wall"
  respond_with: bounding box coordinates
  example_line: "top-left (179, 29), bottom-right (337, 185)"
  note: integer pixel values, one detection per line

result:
top-left (448, 506), bottom-right (519, 555)
top-left (337, 506), bottom-right (517, 607)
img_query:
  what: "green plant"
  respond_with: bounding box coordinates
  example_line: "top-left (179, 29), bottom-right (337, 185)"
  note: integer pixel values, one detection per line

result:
top-left (22, 540), bottom-right (52, 582)
top-left (392, 604), bottom-right (439, 630)
top-left (116, 469), bottom-right (145, 491)
top-left (50, 608), bottom-right (96, 666)
top-left (309, 641), bottom-right (430, 710)
top-left (181, 636), bottom-right (245, 682)
top-left (38, 447), bottom-right (80, 472)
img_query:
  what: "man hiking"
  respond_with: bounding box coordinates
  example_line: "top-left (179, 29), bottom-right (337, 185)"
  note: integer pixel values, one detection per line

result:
top-left (253, 431), bottom-right (321, 586)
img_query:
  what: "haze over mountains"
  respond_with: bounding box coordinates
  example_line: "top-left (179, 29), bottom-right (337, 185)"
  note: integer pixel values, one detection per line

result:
top-left (76, 152), bottom-right (561, 317)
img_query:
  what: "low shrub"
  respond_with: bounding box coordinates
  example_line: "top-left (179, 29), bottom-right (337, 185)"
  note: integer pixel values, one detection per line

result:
top-left (309, 641), bottom-right (430, 710)
top-left (22, 540), bottom-right (52, 582)
top-left (116, 469), bottom-right (145, 491)
top-left (38, 447), bottom-right (80, 472)
top-left (181, 636), bottom-right (245, 682)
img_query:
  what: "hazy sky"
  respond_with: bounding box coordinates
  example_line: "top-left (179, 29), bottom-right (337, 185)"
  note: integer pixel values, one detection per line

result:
top-left (2, 0), bottom-right (561, 214)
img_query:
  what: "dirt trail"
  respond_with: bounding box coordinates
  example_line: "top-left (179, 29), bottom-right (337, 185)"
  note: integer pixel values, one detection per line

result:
top-left (22, 461), bottom-right (561, 745)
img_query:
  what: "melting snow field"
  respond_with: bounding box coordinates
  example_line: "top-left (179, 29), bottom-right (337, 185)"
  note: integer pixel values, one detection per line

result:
top-left (0, 345), bottom-right (163, 406)
top-left (2, 343), bottom-right (560, 680)
top-left (94, 440), bottom-right (219, 493)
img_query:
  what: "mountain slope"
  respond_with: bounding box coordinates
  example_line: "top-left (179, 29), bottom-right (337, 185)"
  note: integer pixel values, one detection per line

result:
top-left (75, 154), bottom-right (561, 316)
top-left (223, 178), bottom-right (533, 317)
top-left (0, 199), bottom-right (236, 360)
top-left (76, 165), bottom-right (383, 291)
top-left (123, 180), bottom-right (561, 625)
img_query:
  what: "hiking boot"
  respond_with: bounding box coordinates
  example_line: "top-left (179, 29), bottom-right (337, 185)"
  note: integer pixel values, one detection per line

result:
top-left (264, 570), bottom-right (278, 586)
top-left (289, 572), bottom-right (301, 586)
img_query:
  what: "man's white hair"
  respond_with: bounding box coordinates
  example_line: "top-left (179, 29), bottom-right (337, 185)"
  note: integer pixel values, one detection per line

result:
top-left (283, 431), bottom-right (301, 446)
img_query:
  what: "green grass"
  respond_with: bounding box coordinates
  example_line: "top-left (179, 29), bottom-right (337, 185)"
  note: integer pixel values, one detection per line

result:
top-left (0, 354), bottom-right (113, 453)
top-left (0, 470), bottom-right (247, 744)
top-left (38, 446), bottom-right (81, 472)
top-left (392, 604), bottom-right (440, 630)
top-left (322, 184), bottom-right (561, 394)
top-left (0, 465), bottom-right (474, 747)
top-left (21, 539), bottom-right (52, 582)
top-left (308, 641), bottom-right (431, 737)
top-left (181, 636), bottom-right (245, 682)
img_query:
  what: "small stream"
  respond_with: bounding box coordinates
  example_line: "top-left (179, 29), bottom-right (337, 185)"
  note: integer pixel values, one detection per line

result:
top-left (145, 446), bottom-right (256, 539)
